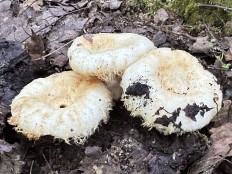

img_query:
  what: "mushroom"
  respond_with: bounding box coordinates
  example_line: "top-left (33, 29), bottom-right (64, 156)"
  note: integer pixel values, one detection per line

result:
top-left (68, 33), bottom-right (155, 99)
top-left (8, 71), bottom-right (112, 144)
top-left (121, 48), bottom-right (222, 134)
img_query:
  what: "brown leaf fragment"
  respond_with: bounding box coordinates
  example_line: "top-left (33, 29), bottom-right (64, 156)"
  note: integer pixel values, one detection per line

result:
top-left (10, 0), bottom-right (19, 17)
top-left (97, 0), bottom-right (122, 10)
top-left (188, 123), bottom-right (232, 174)
top-left (189, 36), bottom-right (212, 54)
top-left (224, 37), bottom-right (232, 61)
top-left (20, 0), bottom-right (43, 11)
top-left (50, 54), bottom-right (68, 67)
top-left (225, 49), bottom-right (232, 61)
top-left (122, 26), bottom-right (147, 35)
top-left (83, 34), bottom-right (93, 43)
top-left (153, 8), bottom-right (169, 25)
top-left (64, 16), bottom-right (88, 31)
top-left (224, 37), bottom-right (232, 47)
top-left (108, 0), bottom-right (122, 9)
top-left (77, 0), bottom-right (89, 8)
top-left (25, 30), bottom-right (45, 60)
top-left (85, 146), bottom-right (102, 156)
top-left (212, 100), bottom-right (232, 126)
top-left (0, 139), bottom-right (13, 154)
top-left (60, 30), bottom-right (79, 43)
top-left (48, 7), bottom-right (67, 17)
top-left (101, 26), bottom-right (115, 33)
top-left (223, 21), bottom-right (232, 36)
top-left (0, 143), bottom-right (24, 174)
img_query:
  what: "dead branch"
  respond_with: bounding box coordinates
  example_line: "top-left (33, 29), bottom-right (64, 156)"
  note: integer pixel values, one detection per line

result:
top-left (198, 3), bottom-right (232, 11)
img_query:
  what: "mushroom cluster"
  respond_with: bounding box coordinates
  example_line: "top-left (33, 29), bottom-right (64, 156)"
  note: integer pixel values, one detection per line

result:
top-left (8, 33), bottom-right (222, 144)
top-left (8, 33), bottom-right (155, 144)
top-left (68, 33), bottom-right (155, 100)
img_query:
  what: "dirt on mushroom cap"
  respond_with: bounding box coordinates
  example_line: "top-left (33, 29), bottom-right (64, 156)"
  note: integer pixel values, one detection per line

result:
top-left (121, 48), bottom-right (223, 134)
top-left (8, 71), bottom-right (113, 144)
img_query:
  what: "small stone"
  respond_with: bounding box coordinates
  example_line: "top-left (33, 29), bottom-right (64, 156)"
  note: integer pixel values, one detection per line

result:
top-left (85, 146), bottom-right (102, 156)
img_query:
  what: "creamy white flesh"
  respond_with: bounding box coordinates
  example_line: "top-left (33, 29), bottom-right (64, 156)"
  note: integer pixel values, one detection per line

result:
top-left (9, 71), bottom-right (112, 144)
top-left (68, 33), bottom-right (155, 81)
top-left (121, 48), bottom-right (222, 134)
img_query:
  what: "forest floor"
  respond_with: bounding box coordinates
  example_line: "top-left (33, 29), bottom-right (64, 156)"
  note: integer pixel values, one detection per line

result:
top-left (0, 0), bottom-right (232, 173)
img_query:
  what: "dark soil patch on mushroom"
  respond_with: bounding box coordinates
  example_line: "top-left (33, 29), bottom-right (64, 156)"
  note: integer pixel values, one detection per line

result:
top-left (183, 103), bottom-right (213, 121)
top-left (125, 82), bottom-right (151, 99)
top-left (1, 0), bottom-right (232, 173)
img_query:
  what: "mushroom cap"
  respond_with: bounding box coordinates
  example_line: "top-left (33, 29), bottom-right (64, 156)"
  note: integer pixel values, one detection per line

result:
top-left (121, 48), bottom-right (222, 134)
top-left (8, 71), bottom-right (112, 144)
top-left (67, 33), bottom-right (155, 82)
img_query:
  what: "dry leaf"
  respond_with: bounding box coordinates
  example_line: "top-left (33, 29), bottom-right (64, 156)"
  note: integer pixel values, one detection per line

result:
top-left (85, 146), bottom-right (102, 156)
top-left (224, 37), bottom-right (232, 61)
top-left (60, 30), bottom-right (79, 43)
top-left (77, 0), bottom-right (89, 8)
top-left (225, 49), bottom-right (232, 61)
top-left (189, 36), bottom-right (212, 54)
top-left (10, 0), bottom-right (19, 17)
top-left (0, 143), bottom-right (24, 174)
top-left (0, 140), bottom-right (13, 154)
top-left (25, 30), bottom-right (45, 60)
top-left (188, 123), bottom-right (232, 174)
top-left (153, 8), bottom-right (169, 24)
top-left (50, 54), bottom-right (68, 67)
top-left (97, 0), bottom-right (122, 10)
top-left (93, 165), bottom-right (103, 174)
top-left (20, 0), bottom-right (43, 11)
top-left (212, 100), bottom-right (232, 126)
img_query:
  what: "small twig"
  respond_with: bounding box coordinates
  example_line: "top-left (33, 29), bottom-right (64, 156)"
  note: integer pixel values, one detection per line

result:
top-left (29, 160), bottom-right (34, 174)
top-left (22, 144), bottom-right (30, 160)
top-left (193, 155), bottom-right (232, 169)
top-left (151, 24), bottom-right (197, 41)
top-left (108, 131), bottom-right (123, 135)
top-left (42, 154), bottom-right (53, 172)
top-left (170, 31), bottom-right (197, 41)
top-left (21, 6), bottom-right (88, 43)
top-left (198, 3), bottom-right (232, 11)
top-left (207, 66), bottom-right (231, 71)
top-left (80, 162), bottom-right (110, 166)
top-left (204, 23), bottom-right (216, 40)
top-left (187, 155), bottom-right (232, 173)
top-left (40, 39), bottom-right (74, 60)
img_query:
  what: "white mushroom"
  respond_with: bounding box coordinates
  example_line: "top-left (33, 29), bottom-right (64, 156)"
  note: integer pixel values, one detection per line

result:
top-left (68, 33), bottom-right (155, 99)
top-left (8, 71), bottom-right (112, 144)
top-left (121, 48), bottom-right (222, 134)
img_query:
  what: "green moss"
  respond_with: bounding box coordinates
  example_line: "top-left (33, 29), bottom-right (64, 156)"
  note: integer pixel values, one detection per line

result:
top-left (171, 0), bottom-right (232, 26)
top-left (130, 0), bottom-right (232, 31)
top-left (130, 0), bottom-right (165, 14)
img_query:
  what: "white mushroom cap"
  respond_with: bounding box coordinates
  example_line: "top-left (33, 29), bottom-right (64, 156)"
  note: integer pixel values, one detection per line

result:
top-left (68, 33), bottom-right (155, 82)
top-left (121, 48), bottom-right (222, 134)
top-left (8, 71), bottom-right (112, 144)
